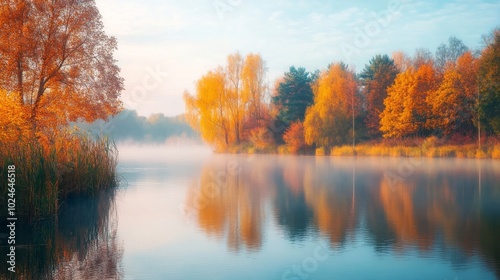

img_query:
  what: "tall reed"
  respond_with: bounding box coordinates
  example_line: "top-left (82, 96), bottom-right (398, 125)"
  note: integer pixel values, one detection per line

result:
top-left (0, 130), bottom-right (118, 220)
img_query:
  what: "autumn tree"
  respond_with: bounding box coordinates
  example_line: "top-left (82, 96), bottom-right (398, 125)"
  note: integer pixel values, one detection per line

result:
top-left (0, 0), bottom-right (123, 137)
top-left (242, 53), bottom-right (267, 126)
top-left (478, 28), bottom-right (500, 135)
top-left (184, 68), bottom-right (230, 149)
top-left (427, 51), bottom-right (478, 136)
top-left (304, 62), bottom-right (358, 148)
top-left (225, 53), bottom-right (246, 144)
top-left (359, 54), bottom-right (399, 137)
top-left (380, 71), bottom-right (413, 138)
top-left (184, 53), bottom-right (268, 150)
top-left (380, 63), bottom-right (438, 138)
top-left (427, 67), bottom-right (465, 135)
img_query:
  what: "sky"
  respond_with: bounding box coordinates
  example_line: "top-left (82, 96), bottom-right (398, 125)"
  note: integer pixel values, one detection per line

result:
top-left (95, 0), bottom-right (500, 117)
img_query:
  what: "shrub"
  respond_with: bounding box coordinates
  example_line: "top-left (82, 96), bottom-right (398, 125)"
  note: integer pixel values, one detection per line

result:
top-left (315, 147), bottom-right (326, 156)
top-left (277, 145), bottom-right (289, 155)
top-left (249, 127), bottom-right (275, 151)
top-left (283, 121), bottom-right (308, 154)
top-left (331, 146), bottom-right (355, 156)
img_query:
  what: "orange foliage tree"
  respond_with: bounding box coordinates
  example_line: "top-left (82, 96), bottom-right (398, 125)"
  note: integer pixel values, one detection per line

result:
top-left (0, 89), bottom-right (29, 142)
top-left (427, 51), bottom-right (478, 135)
top-left (380, 63), bottom-right (438, 138)
top-left (0, 0), bottom-right (123, 140)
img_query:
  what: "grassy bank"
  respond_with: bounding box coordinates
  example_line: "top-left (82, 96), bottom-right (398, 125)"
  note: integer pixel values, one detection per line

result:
top-left (218, 137), bottom-right (500, 159)
top-left (330, 142), bottom-right (500, 159)
top-left (0, 131), bottom-right (118, 220)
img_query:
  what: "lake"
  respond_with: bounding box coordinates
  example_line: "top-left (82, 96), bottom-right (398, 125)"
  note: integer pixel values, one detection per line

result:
top-left (4, 146), bottom-right (500, 279)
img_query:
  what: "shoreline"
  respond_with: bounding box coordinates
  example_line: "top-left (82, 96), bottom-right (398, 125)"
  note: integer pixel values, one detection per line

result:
top-left (218, 142), bottom-right (500, 160)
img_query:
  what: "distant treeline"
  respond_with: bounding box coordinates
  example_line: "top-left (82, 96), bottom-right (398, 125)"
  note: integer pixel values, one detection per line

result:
top-left (77, 109), bottom-right (198, 143)
top-left (184, 28), bottom-right (500, 156)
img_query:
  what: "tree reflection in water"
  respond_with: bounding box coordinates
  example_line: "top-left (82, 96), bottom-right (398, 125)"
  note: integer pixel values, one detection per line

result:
top-left (0, 189), bottom-right (123, 280)
top-left (186, 156), bottom-right (500, 277)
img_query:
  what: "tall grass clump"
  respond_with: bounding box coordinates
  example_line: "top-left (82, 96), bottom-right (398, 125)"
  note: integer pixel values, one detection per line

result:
top-left (0, 141), bottom-right (59, 220)
top-left (324, 136), bottom-right (500, 159)
top-left (56, 132), bottom-right (118, 197)
top-left (331, 146), bottom-right (356, 156)
top-left (315, 147), bottom-right (326, 156)
top-left (0, 130), bottom-right (118, 221)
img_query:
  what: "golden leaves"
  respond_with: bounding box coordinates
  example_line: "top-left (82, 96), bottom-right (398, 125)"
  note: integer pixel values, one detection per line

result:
top-left (184, 53), bottom-right (267, 151)
top-left (0, 89), bottom-right (29, 143)
top-left (380, 64), bottom-right (438, 138)
top-left (304, 63), bottom-right (358, 148)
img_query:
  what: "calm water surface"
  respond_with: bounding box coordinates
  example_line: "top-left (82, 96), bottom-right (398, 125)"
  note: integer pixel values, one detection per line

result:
top-left (5, 147), bottom-right (500, 279)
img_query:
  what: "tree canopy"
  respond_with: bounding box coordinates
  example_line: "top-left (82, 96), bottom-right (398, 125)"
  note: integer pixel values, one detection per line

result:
top-left (479, 28), bottom-right (500, 135)
top-left (183, 29), bottom-right (500, 154)
top-left (272, 66), bottom-right (314, 127)
top-left (304, 63), bottom-right (358, 148)
top-left (0, 0), bottom-right (123, 138)
top-left (184, 52), bottom-right (268, 150)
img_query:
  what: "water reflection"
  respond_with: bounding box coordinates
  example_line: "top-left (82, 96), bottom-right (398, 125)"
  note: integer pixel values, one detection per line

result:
top-left (0, 189), bottom-right (123, 280)
top-left (187, 156), bottom-right (500, 277)
top-left (185, 157), bottom-right (267, 251)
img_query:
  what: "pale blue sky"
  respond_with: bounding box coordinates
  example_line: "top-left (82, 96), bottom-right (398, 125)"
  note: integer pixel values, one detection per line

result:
top-left (96, 0), bottom-right (500, 117)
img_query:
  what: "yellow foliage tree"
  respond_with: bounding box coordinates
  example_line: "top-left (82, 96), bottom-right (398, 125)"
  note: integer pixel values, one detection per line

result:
top-left (226, 53), bottom-right (246, 144)
top-left (184, 68), bottom-right (231, 150)
top-left (242, 53), bottom-right (267, 123)
top-left (427, 68), bottom-right (462, 134)
top-left (184, 53), bottom-right (267, 151)
top-left (304, 63), bottom-right (358, 148)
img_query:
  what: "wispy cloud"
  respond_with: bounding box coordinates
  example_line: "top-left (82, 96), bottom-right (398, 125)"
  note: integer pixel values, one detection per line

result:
top-left (96, 0), bottom-right (500, 117)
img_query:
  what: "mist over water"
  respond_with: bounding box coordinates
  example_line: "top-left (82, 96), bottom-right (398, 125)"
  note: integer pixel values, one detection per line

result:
top-left (7, 142), bottom-right (499, 279)
top-left (117, 142), bottom-right (212, 164)
top-left (109, 147), bottom-right (500, 279)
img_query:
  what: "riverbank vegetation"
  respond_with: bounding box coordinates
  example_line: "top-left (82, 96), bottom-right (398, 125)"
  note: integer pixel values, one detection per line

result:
top-left (184, 28), bottom-right (500, 158)
top-left (330, 137), bottom-right (500, 159)
top-left (0, 131), bottom-right (118, 219)
top-left (0, 1), bottom-right (123, 220)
